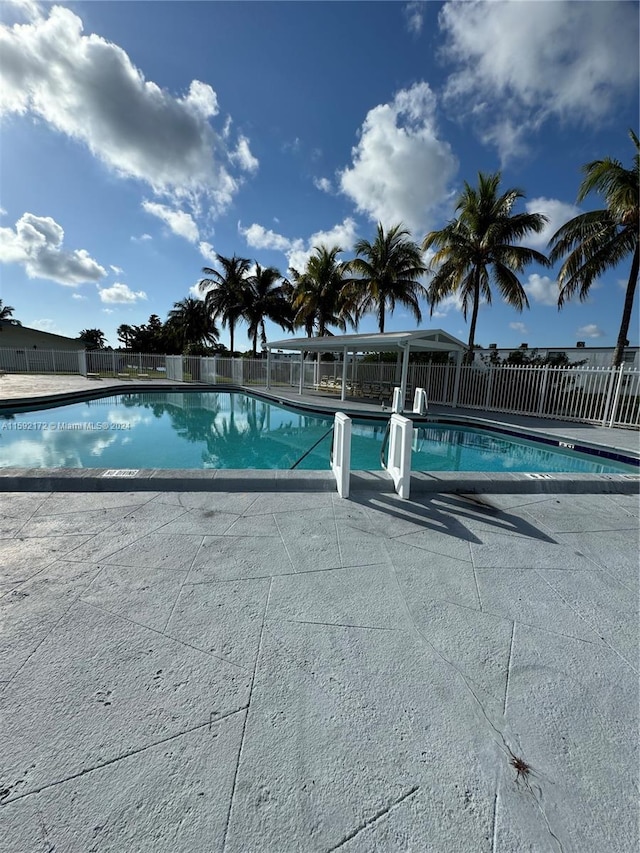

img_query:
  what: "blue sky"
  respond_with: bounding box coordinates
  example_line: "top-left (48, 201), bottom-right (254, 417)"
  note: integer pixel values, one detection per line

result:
top-left (0, 0), bottom-right (638, 351)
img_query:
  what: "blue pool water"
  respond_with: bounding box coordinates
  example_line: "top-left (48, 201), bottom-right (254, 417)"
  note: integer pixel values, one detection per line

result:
top-left (0, 390), bottom-right (635, 473)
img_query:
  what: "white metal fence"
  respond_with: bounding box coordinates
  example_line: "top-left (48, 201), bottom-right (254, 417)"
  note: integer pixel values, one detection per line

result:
top-left (0, 347), bottom-right (637, 428)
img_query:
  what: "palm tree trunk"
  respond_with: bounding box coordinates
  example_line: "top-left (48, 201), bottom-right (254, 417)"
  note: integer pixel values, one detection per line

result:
top-left (379, 303), bottom-right (385, 334)
top-left (229, 322), bottom-right (235, 357)
top-left (612, 243), bottom-right (639, 367)
top-left (465, 270), bottom-right (481, 364)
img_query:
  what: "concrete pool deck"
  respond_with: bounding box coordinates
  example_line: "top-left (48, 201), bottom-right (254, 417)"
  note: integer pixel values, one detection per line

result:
top-left (0, 374), bottom-right (638, 850)
top-left (0, 487), bottom-right (638, 851)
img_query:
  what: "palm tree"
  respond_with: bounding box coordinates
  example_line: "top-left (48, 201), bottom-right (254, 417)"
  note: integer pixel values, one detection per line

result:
top-left (78, 328), bottom-right (107, 350)
top-left (199, 254), bottom-right (251, 356)
top-left (423, 172), bottom-right (549, 362)
top-left (289, 246), bottom-right (356, 337)
top-left (348, 223), bottom-right (427, 333)
top-left (0, 300), bottom-right (17, 321)
top-left (244, 264), bottom-right (293, 357)
top-left (548, 130), bottom-right (639, 367)
top-left (166, 296), bottom-right (219, 352)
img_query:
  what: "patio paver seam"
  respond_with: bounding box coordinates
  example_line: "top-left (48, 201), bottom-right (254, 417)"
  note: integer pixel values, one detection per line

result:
top-left (325, 784), bottom-right (421, 852)
top-left (532, 569), bottom-right (638, 673)
top-left (161, 535), bottom-right (206, 635)
top-left (0, 706), bottom-right (248, 807)
top-left (78, 599), bottom-right (252, 673)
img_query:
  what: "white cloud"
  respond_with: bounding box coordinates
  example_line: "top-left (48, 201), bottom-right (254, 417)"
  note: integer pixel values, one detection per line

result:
top-left (31, 318), bottom-right (63, 334)
top-left (524, 198), bottom-right (582, 250)
top-left (430, 292), bottom-right (464, 319)
top-left (131, 233), bottom-right (152, 243)
top-left (0, 212), bottom-right (106, 285)
top-left (404, 2), bottom-right (425, 35)
top-left (524, 274), bottom-right (558, 307)
top-left (287, 219), bottom-right (358, 273)
top-left (199, 241), bottom-right (217, 264)
top-left (142, 201), bottom-right (199, 243)
top-left (240, 222), bottom-right (294, 253)
top-left (189, 281), bottom-right (206, 300)
top-left (71, 293), bottom-right (86, 300)
top-left (102, 308), bottom-right (114, 314)
top-left (509, 321), bottom-right (528, 335)
top-left (110, 264), bottom-right (123, 275)
top-left (240, 217), bottom-right (359, 275)
top-left (440, 0), bottom-right (639, 162)
top-left (230, 135), bottom-right (259, 173)
top-left (339, 82), bottom-right (457, 233)
top-left (577, 324), bottom-right (605, 339)
top-left (313, 177), bottom-right (332, 193)
top-left (0, 5), bottom-right (256, 213)
top-left (98, 282), bottom-right (147, 304)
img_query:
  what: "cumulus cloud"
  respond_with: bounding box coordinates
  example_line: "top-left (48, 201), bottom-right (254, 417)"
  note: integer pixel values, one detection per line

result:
top-left (71, 293), bottom-right (86, 300)
top-left (430, 292), bottom-right (464, 319)
top-left (0, 5), bottom-right (257, 213)
top-left (241, 218), bottom-right (359, 274)
top-left (509, 321), bottom-right (528, 335)
top-left (313, 177), bottom-right (332, 194)
top-left (98, 282), bottom-right (147, 304)
top-left (440, 0), bottom-right (639, 162)
top-left (142, 201), bottom-right (199, 243)
top-left (577, 324), bottom-right (605, 339)
top-left (110, 264), bottom-right (123, 275)
top-left (239, 223), bottom-right (293, 253)
top-left (524, 274), bottom-right (559, 306)
top-left (339, 82), bottom-right (457, 233)
top-left (524, 198), bottom-right (582, 250)
top-left (404, 2), bottom-right (425, 35)
top-left (288, 219), bottom-right (358, 273)
top-left (31, 318), bottom-right (63, 334)
top-left (131, 233), bottom-right (152, 243)
top-left (0, 212), bottom-right (106, 285)
top-left (199, 241), bottom-right (217, 264)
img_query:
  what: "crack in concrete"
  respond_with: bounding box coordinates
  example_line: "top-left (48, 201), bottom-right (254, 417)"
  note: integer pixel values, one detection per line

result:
top-left (161, 534), bottom-right (205, 634)
top-left (221, 577), bottom-right (273, 853)
top-left (279, 618), bottom-right (401, 632)
top-left (503, 622), bottom-right (516, 716)
top-left (325, 785), bottom-right (420, 851)
top-left (271, 513), bottom-right (296, 573)
top-left (1, 705), bottom-right (248, 806)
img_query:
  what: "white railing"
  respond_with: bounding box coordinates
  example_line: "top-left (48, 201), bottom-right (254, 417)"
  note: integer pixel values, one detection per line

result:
top-left (331, 413), bottom-right (352, 498)
top-left (383, 413), bottom-right (413, 499)
top-left (0, 347), bottom-right (637, 428)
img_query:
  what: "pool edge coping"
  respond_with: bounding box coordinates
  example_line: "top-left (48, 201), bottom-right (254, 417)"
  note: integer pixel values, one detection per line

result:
top-left (0, 382), bottom-right (637, 494)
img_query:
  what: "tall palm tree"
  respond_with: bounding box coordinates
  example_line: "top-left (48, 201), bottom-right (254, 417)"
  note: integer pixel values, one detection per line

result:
top-left (244, 264), bottom-right (293, 357)
top-left (199, 254), bottom-right (251, 356)
top-left (0, 300), bottom-right (20, 324)
top-left (423, 172), bottom-right (549, 362)
top-left (78, 328), bottom-right (107, 350)
top-left (348, 222), bottom-right (427, 333)
top-left (289, 246), bottom-right (356, 337)
top-left (549, 130), bottom-right (639, 367)
top-left (166, 296), bottom-right (219, 352)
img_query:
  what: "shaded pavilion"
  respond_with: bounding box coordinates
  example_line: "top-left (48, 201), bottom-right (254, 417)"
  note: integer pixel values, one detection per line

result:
top-left (266, 329), bottom-right (466, 403)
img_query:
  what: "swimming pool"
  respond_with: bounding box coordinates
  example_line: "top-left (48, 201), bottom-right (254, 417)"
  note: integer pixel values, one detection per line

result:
top-left (0, 390), bottom-right (636, 473)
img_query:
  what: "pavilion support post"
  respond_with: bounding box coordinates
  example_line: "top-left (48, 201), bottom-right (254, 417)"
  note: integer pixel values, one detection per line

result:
top-left (299, 351), bottom-right (304, 395)
top-left (341, 347), bottom-right (348, 402)
top-left (395, 351), bottom-right (402, 384)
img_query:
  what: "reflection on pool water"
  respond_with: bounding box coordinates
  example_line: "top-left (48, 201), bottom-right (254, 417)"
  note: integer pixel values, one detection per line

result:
top-left (0, 390), bottom-right (635, 474)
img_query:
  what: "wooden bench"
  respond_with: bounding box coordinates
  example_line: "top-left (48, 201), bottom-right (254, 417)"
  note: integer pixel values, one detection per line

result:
top-left (86, 373), bottom-right (101, 380)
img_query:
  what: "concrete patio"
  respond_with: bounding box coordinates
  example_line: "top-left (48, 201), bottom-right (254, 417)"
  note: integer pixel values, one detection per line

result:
top-left (0, 486), bottom-right (638, 851)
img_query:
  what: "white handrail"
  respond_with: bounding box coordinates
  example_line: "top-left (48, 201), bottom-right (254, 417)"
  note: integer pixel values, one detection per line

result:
top-left (331, 412), bottom-right (352, 498)
top-left (413, 387), bottom-right (428, 415)
top-left (386, 413), bottom-right (413, 499)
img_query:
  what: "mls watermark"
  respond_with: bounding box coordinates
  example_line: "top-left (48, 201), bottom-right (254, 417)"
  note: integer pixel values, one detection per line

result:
top-left (0, 422), bottom-right (132, 431)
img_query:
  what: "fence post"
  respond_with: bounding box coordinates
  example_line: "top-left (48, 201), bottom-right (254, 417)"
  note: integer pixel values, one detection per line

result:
top-left (536, 365), bottom-right (549, 416)
top-left (484, 366), bottom-right (493, 411)
top-left (51, 350), bottom-right (56, 374)
top-left (601, 365), bottom-right (619, 426)
top-left (607, 364), bottom-right (626, 428)
top-left (451, 355), bottom-right (462, 408)
top-left (78, 350), bottom-right (87, 376)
